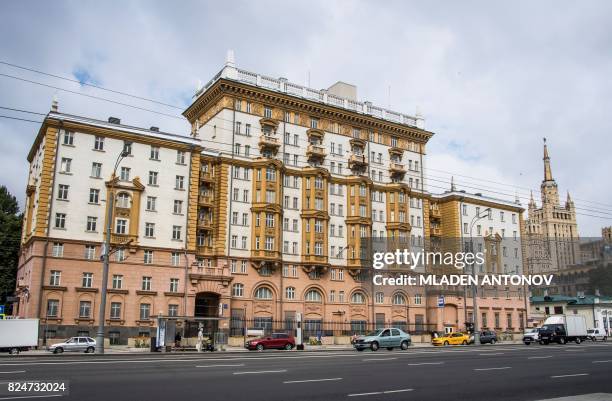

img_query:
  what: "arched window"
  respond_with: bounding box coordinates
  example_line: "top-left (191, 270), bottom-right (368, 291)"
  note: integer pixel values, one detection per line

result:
top-left (232, 283), bottom-right (244, 297)
top-left (116, 192), bottom-right (130, 208)
top-left (392, 293), bottom-right (406, 305)
top-left (254, 286), bottom-right (273, 300)
top-left (351, 291), bottom-right (366, 304)
top-left (305, 289), bottom-right (322, 303)
top-left (285, 287), bottom-right (295, 300)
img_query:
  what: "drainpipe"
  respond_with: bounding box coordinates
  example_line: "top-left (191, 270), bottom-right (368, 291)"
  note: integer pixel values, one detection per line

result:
top-left (37, 120), bottom-right (62, 345)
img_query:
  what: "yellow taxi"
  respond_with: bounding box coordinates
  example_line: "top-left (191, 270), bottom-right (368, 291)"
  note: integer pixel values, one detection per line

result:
top-left (432, 332), bottom-right (471, 346)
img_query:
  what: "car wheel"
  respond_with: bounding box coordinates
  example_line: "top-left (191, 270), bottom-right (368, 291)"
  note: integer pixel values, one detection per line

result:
top-left (256, 344), bottom-right (264, 351)
top-left (400, 341), bottom-right (409, 350)
top-left (443, 341), bottom-right (449, 346)
top-left (559, 338), bottom-right (566, 345)
top-left (490, 339), bottom-right (496, 345)
top-left (86, 346), bottom-right (95, 353)
top-left (575, 338), bottom-right (581, 344)
top-left (524, 341), bottom-right (531, 345)
top-left (462, 340), bottom-right (467, 345)
top-left (54, 347), bottom-right (64, 354)
top-left (284, 343), bottom-right (293, 351)
top-left (9, 348), bottom-right (19, 355)
top-left (370, 341), bottom-right (379, 351)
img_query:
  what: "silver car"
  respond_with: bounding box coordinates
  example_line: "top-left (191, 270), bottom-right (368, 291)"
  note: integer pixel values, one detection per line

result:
top-left (49, 337), bottom-right (96, 354)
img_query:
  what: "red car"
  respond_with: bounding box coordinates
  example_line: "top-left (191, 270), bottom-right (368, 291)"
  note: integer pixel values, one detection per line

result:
top-left (245, 333), bottom-right (295, 351)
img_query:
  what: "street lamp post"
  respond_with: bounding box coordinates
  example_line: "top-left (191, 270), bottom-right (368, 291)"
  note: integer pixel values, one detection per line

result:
top-left (96, 149), bottom-right (129, 354)
top-left (469, 207), bottom-right (491, 346)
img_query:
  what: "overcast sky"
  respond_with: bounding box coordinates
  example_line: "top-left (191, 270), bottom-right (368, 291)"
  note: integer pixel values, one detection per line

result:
top-left (1, 0), bottom-right (610, 236)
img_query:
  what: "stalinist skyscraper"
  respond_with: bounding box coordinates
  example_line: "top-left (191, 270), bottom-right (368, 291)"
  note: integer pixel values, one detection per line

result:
top-left (525, 139), bottom-right (580, 281)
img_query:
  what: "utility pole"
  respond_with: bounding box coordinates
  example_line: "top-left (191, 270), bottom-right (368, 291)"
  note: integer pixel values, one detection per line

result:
top-left (96, 148), bottom-right (129, 354)
top-left (469, 207), bottom-right (490, 346)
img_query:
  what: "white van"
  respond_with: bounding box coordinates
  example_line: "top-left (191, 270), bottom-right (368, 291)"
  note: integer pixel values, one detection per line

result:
top-left (587, 328), bottom-right (607, 342)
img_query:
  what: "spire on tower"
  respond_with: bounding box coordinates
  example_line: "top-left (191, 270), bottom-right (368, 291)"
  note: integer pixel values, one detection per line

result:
top-left (543, 137), bottom-right (554, 182)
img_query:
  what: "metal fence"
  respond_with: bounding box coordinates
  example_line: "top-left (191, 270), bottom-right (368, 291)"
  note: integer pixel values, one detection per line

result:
top-left (229, 317), bottom-right (436, 339)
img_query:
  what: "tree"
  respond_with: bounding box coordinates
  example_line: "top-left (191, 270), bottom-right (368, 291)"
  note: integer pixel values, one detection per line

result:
top-left (0, 186), bottom-right (22, 315)
top-left (587, 264), bottom-right (612, 296)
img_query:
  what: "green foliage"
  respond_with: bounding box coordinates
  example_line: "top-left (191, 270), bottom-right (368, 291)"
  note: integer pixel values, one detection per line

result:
top-left (0, 186), bottom-right (22, 314)
top-left (588, 264), bottom-right (612, 296)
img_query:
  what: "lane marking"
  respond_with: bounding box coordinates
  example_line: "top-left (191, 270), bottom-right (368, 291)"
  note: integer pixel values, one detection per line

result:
top-left (233, 369), bottom-right (287, 375)
top-left (474, 367), bottom-right (511, 371)
top-left (528, 356), bottom-right (553, 359)
top-left (0, 396), bottom-right (63, 400)
top-left (407, 362), bottom-right (444, 366)
top-left (479, 353), bottom-right (504, 356)
top-left (564, 349), bottom-right (585, 352)
top-left (551, 373), bottom-right (589, 378)
top-left (362, 358), bottom-right (397, 361)
top-left (348, 389), bottom-right (413, 397)
top-left (283, 377), bottom-right (342, 384)
top-left (195, 364), bottom-right (245, 368)
top-left (0, 371), bottom-right (26, 374)
top-left (593, 360), bottom-right (612, 363)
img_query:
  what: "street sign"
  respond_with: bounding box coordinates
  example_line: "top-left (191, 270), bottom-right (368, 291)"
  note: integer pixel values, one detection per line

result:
top-left (437, 296), bottom-right (445, 308)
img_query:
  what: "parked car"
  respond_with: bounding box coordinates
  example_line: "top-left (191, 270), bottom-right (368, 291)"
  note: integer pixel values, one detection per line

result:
top-left (0, 318), bottom-right (39, 355)
top-left (432, 332), bottom-right (470, 346)
top-left (476, 330), bottom-right (498, 344)
top-left (587, 328), bottom-right (607, 342)
top-left (523, 328), bottom-right (540, 345)
top-left (48, 337), bottom-right (96, 354)
top-left (245, 333), bottom-right (295, 351)
top-left (353, 328), bottom-right (411, 351)
top-left (539, 315), bottom-right (588, 345)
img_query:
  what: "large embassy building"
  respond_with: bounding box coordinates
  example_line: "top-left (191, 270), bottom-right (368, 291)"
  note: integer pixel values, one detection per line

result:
top-left (14, 56), bottom-right (527, 343)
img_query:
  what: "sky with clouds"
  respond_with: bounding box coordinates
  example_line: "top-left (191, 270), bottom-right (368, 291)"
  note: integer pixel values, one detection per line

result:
top-left (1, 0), bottom-right (611, 236)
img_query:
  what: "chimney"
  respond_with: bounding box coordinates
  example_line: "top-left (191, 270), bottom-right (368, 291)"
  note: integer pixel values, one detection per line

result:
top-left (150, 126), bottom-right (159, 132)
top-left (327, 81), bottom-right (357, 101)
top-left (51, 94), bottom-right (59, 112)
top-left (108, 117), bottom-right (121, 124)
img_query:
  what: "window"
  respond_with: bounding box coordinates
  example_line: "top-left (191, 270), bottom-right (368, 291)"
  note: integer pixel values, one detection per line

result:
top-left (176, 150), bottom-right (186, 164)
top-left (393, 293), bottom-right (406, 305)
top-left (175, 175), bottom-right (185, 190)
top-left (172, 225), bottom-right (181, 240)
top-left (329, 290), bottom-right (336, 302)
top-left (112, 275), bottom-right (123, 289)
top-left (110, 302), bottom-right (121, 319)
top-left (86, 216), bottom-right (97, 232)
top-left (60, 157), bottom-right (72, 173)
top-left (351, 292), bottom-right (366, 304)
top-left (232, 283), bottom-right (244, 297)
top-left (84, 245), bottom-right (96, 260)
top-left (146, 196), bottom-right (156, 211)
top-left (168, 304), bottom-right (179, 317)
top-left (94, 136), bottom-right (104, 151)
top-left (171, 252), bottom-right (181, 266)
top-left (79, 301), bottom-right (91, 318)
top-left (57, 184), bottom-right (69, 200)
top-left (142, 222), bottom-right (154, 238)
top-left (148, 171), bottom-right (158, 186)
top-left (47, 299), bottom-right (59, 317)
top-left (88, 188), bottom-right (100, 204)
top-left (264, 236), bottom-right (274, 251)
top-left (55, 213), bottom-right (66, 229)
top-left (141, 277), bottom-right (152, 291)
top-left (150, 146), bottom-right (160, 160)
top-left (115, 219), bottom-right (127, 234)
top-left (169, 278), bottom-right (179, 293)
top-left (414, 294), bottom-right (422, 305)
top-left (264, 106), bottom-right (272, 118)
top-left (82, 272), bottom-right (93, 288)
top-left (144, 250), bottom-right (153, 264)
top-left (173, 200), bottom-right (183, 214)
top-left (285, 287), bottom-right (296, 300)
top-left (50, 270), bottom-right (61, 286)
top-left (63, 130), bottom-right (74, 145)
top-left (140, 303), bottom-right (151, 320)
top-left (375, 292), bottom-right (384, 304)
top-left (91, 162), bottom-right (102, 178)
top-left (305, 289), bottom-right (322, 302)
top-left (120, 167), bottom-right (131, 181)
top-left (123, 141), bottom-right (132, 155)
top-left (266, 167), bottom-right (276, 181)
top-left (254, 286), bottom-right (273, 300)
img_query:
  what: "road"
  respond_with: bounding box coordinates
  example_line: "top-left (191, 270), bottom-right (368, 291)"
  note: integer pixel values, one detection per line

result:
top-left (0, 342), bottom-right (612, 401)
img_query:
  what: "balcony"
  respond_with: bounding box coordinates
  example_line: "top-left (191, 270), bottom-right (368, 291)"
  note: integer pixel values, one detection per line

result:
top-left (189, 265), bottom-right (232, 286)
top-left (431, 227), bottom-right (442, 236)
top-left (200, 171), bottom-right (214, 183)
top-left (196, 245), bottom-right (214, 255)
top-left (110, 233), bottom-right (137, 246)
top-left (258, 134), bottom-right (281, 153)
top-left (306, 144), bottom-right (326, 160)
top-left (430, 207), bottom-right (441, 219)
top-left (197, 219), bottom-right (213, 230)
top-left (349, 153), bottom-right (368, 169)
top-left (389, 162), bottom-right (406, 175)
top-left (198, 195), bottom-right (213, 207)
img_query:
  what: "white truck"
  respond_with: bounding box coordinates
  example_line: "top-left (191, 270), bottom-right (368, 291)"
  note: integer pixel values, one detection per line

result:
top-left (538, 315), bottom-right (588, 345)
top-left (0, 318), bottom-right (39, 354)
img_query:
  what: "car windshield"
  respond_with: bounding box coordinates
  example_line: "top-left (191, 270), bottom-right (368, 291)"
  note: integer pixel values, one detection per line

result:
top-left (64, 338), bottom-right (74, 343)
top-left (366, 330), bottom-right (383, 337)
top-left (541, 325), bottom-right (550, 331)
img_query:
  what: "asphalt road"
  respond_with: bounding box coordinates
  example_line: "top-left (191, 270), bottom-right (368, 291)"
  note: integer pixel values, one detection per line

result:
top-left (1, 342), bottom-right (612, 401)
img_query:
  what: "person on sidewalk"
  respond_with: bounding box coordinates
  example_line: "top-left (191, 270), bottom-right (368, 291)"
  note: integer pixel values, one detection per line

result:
top-left (174, 332), bottom-right (182, 349)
